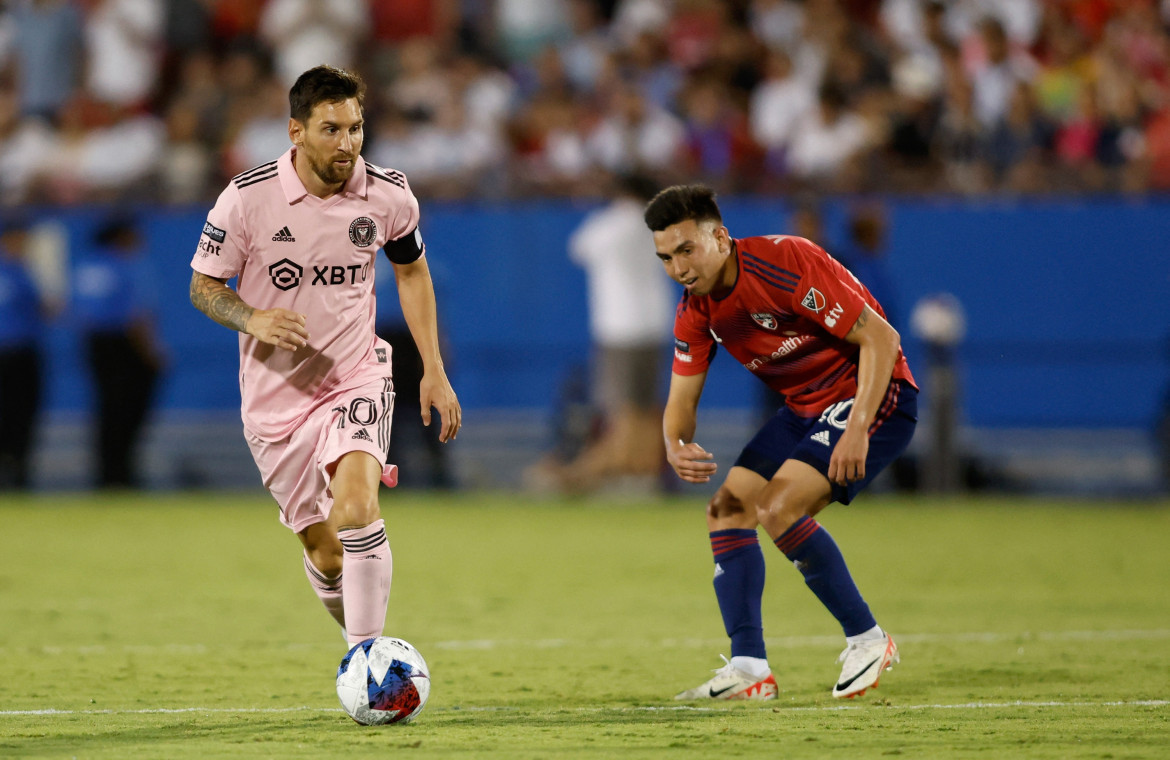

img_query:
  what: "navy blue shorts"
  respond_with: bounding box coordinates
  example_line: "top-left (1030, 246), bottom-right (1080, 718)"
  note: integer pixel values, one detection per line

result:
top-left (733, 381), bottom-right (918, 505)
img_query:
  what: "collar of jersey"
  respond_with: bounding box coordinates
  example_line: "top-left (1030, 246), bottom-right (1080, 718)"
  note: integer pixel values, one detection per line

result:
top-left (279, 147), bottom-right (370, 204)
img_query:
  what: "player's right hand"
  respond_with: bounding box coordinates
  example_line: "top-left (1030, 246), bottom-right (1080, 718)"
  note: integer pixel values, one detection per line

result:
top-left (668, 440), bottom-right (718, 483)
top-left (245, 308), bottom-right (310, 351)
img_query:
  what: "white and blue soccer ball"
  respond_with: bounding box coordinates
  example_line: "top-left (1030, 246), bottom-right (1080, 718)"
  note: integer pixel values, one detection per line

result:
top-left (336, 637), bottom-right (430, 725)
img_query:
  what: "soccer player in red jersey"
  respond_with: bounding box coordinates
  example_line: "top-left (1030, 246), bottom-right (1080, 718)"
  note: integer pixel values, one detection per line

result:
top-left (647, 185), bottom-right (917, 700)
top-left (189, 66), bottom-right (460, 648)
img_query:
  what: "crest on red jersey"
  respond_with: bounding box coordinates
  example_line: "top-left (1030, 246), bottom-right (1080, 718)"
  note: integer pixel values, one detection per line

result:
top-left (801, 287), bottom-right (826, 313)
top-left (751, 312), bottom-right (778, 330)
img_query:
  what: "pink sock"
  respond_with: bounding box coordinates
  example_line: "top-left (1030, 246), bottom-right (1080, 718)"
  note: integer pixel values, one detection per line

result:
top-left (339, 519), bottom-right (393, 644)
top-left (302, 552), bottom-right (346, 629)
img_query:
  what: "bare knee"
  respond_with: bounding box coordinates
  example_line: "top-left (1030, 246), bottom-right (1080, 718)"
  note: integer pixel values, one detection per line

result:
top-left (301, 526), bottom-right (343, 578)
top-left (707, 487), bottom-right (756, 530)
top-left (755, 497), bottom-right (808, 535)
top-left (331, 492), bottom-right (381, 531)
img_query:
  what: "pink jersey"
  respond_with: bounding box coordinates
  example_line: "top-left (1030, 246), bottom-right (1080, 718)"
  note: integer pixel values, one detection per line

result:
top-left (191, 147), bottom-right (422, 441)
top-left (672, 235), bottom-right (916, 416)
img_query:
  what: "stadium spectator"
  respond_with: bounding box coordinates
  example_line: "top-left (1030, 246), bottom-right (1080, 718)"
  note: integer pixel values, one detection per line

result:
top-left (749, 46), bottom-right (816, 177)
top-left (647, 183), bottom-right (916, 702)
top-left (8, 0), bottom-right (84, 123)
top-left (0, 0), bottom-right (1165, 202)
top-left (73, 214), bottom-right (165, 488)
top-left (259, 0), bottom-right (368, 88)
top-left (528, 173), bottom-right (672, 494)
top-left (587, 80), bottom-right (687, 178)
top-left (83, 0), bottom-right (165, 109)
top-left (0, 217), bottom-right (46, 490)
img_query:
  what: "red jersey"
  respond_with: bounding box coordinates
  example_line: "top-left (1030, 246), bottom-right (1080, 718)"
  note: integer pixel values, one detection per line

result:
top-left (672, 235), bottom-right (916, 416)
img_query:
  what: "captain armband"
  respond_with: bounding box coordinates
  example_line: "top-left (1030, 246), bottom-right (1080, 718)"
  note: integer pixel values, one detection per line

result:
top-left (383, 226), bottom-right (425, 264)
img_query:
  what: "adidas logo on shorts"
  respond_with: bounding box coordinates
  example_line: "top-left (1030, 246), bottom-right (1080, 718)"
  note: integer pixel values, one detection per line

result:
top-left (351, 429), bottom-right (372, 442)
top-left (272, 226), bottom-right (295, 242)
top-left (811, 430), bottom-right (832, 446)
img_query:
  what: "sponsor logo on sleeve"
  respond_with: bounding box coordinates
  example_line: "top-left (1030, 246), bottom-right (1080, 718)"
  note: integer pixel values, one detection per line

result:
top-left (801, 287), bottom-right (825, 313)
top-left (674, 338), bottom-right (690, 352)
top-left (824, 302), bottom-right (844, 328)
top-left (375, 348), bottom-right (387, 363)
top-left (674, 350), bottom-right (693, 363)
top-left (202, 221), bottom-right (226, 243)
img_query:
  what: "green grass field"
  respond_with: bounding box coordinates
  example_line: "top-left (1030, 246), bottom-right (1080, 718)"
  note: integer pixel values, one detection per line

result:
top-left (1, 491), bottom-right (1168, 758)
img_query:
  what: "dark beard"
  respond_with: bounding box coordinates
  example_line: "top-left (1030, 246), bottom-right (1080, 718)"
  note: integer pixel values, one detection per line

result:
top-left (313, 156), bottom-right (355, 186)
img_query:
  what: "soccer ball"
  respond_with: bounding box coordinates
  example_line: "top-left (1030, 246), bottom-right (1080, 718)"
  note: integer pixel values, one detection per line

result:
top-left (336, 637), bottom-right (430, 725)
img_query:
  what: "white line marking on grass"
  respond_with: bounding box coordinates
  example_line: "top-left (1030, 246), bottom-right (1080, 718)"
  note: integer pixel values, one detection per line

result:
top-left (3, 700), bottom-right (1167, 718)
top-left (1, 629), bottom-right (1167, 657)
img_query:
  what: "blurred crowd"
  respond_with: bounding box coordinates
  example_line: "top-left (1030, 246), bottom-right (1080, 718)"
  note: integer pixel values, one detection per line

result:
top-left (2, 0), bottom-right (1170, 205)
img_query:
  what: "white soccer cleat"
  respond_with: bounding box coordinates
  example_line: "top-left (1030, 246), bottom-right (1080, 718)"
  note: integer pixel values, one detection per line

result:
top-left (674, 655), bottom-right (778, 701)
top-left (832, 633), bottom-right (899, 698)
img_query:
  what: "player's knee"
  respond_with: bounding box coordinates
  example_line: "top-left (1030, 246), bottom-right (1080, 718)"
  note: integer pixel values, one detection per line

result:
top-left (332, 492), bottom-right (382, 529)
top-left (707, 488), bottom-right (745, 521)
top-left (304, 538), bottom-right (343, 579)
top-left (755, 493), bottom-right (807, 534)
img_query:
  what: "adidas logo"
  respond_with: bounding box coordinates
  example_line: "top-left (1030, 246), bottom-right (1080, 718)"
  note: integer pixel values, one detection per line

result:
top-left (351, 429), bottom-right (372, 442)
top-left (272, 226), bottom-right (295, 242)
top-left (811, 430), bottom-right (832, 447)
top-left (713, 563), bottom-right (725, 579)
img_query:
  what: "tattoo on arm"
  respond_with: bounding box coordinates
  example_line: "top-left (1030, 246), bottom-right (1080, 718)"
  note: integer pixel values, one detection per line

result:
top-left (846, 306), bottom-right (870, 338)
top-left (190, 272), bottom-right (253, 333)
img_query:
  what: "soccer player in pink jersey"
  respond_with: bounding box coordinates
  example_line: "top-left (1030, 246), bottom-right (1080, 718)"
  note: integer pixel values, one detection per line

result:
top-left (189, 66), bottom-right (460, 647)
top-left (646, 185), bottom-right (917, 700)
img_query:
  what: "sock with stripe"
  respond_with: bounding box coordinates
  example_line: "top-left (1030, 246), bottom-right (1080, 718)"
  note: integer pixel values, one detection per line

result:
top-left (773, 516), bottom-right (876, 637)
top-left (339, 519), bottom-right (393, 645)
top-left (302, 551), bottom-right (346, 629)
top-left (710, 528), bottom-right (768, 660)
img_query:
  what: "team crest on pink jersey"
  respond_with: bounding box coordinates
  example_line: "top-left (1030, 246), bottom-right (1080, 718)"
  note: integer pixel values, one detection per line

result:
top-left (349, 217), bottom-right (377, 247)
top-left (751, 312), bottom-right (777, 330)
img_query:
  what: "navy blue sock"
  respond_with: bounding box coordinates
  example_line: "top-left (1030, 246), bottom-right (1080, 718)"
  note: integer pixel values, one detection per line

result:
top-left (774, 516), bottom-right (876, 637)
top-left (710, 529), bottom-right (767, 659)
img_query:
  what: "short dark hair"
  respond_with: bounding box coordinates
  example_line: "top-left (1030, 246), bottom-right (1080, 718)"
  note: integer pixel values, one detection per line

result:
top-left (289, 65), bottom-right (366, 123)
top-left (643, 184), bottom-right (723, 232)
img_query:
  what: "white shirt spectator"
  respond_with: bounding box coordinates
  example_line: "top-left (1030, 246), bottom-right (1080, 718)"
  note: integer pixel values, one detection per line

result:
top-left (569, 196), bottom-right (673, 347)
top-left (586, 99), bottom-right (685, 173)
top-left (749, 55), bottom-right (815, 154)
top-left (260, 0), bottom-right (368, 87)
top-left (787, 106), bottom-right (871, 179)
top-left (55, 114), bottom-right (166, 195)
top-left (0, 118), bottom-right (59, 204)
top-left (749, 0), bottom-right (806, 49)
top-left (84, 0), bottom-right (164, 106)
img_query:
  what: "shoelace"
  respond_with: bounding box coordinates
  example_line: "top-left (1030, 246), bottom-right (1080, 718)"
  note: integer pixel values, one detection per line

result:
top-left (712, 654), bottom-right (735, 675)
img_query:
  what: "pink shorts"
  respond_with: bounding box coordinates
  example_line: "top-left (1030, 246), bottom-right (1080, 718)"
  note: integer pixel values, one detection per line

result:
top-left (247, 376), bottom-right (398, 533)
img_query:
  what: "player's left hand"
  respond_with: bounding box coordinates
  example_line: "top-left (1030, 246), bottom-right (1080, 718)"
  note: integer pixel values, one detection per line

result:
top-left (419, 370), bottom-right (461, 442)
top-left (827, 427), bottom-right (868, 485)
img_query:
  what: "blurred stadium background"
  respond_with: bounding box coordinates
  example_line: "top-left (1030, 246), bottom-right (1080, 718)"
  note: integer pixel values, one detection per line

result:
top-left (2, 0), bottom-right (1169, 497)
